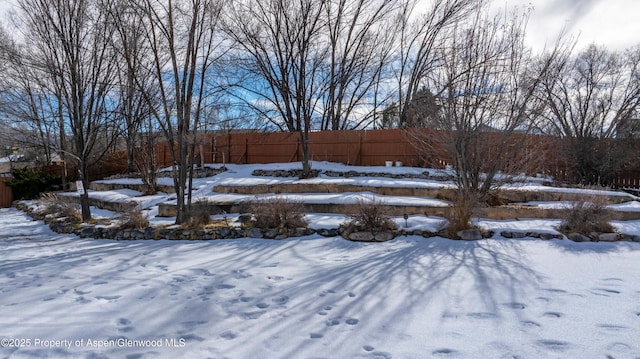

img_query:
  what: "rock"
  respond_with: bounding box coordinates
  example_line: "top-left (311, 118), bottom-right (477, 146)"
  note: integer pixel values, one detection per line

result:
top-left (501, 231), bottom-right (526, 239)
top-left (263, 228), bottom-right (280, 239)
top-left (348, 231), bottom-right (375, 242)
top-left (373, 231), bottom-right (395, 242)
top-left (568, 233), bottom-right (591, 242)
top-left (539, 233), bottom-right (556, 240)
top-left (317, 228), bottom-right (338, 237)
top-left (598, 233), bottom-right (620, 242)
top-left (292, 227), bottom-right (315, 237)
top-left (457, 229), bottom-right (482, 240)
top-left (79, 227), bottom-right (96, 238)
top-left (247, 227), bottom-right (263, 238)
top-left (144, 228), bottom-right (156, 239)
top-left (130, 230), bottom-right (145, 240)
top-left (217, 227), bottom-right (232, 238)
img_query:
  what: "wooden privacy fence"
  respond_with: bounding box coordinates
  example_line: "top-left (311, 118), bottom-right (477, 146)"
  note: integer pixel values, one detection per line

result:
top-left (200, 129), bottom-right (640, 189)
top-left (0, 176), bottom-right (12, 208)
top-left (212, 129), bottom-right (423, 167)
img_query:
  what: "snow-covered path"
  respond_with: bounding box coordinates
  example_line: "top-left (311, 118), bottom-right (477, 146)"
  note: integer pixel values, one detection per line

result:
top-left (1, 208), bottom-right (640, 358)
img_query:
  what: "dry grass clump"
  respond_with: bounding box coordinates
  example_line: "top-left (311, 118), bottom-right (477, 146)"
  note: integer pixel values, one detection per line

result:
top-left (119, 206), bottom-right (149, 229)
top-left (343, 198), bottom-right (396, 235)
top-left (443, 192), bottom-right (476, 235)
top-left (39, 192), bottom-right (82, 223)
top-left (559, 194), bottom-right (614, 234)
top-left (182, 199), bottom-right (216, 229)
top-left (249, 196), bottom-right (307, 229)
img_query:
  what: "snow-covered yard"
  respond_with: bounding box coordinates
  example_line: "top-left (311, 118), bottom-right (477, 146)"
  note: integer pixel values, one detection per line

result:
top-left (2, 161), bottom-right (640, 358)
top-left (2, 207), bottom-right (640, 358)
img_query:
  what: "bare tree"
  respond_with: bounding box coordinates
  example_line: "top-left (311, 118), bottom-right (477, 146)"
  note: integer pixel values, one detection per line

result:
top-left (320, 0), bottom-right (397, 130)
top-left (393, 0), bottom-right (477, 128)
top-left (411, 5), bottom-right (568, 231)
top-left (139, 0), bottom-right (224, 224)
top-left (539, 44), bottom-right (640, 185)
top-left (223, 0), bottom-right (327, 178)
top-left (102, 0), bottom-right (158, 175)
top-left (0, 36), bottom-right (59, 166)
top-left (15, 0), bottom-right (119, 221)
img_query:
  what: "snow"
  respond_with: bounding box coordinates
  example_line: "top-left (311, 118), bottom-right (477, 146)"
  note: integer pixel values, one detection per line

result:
top-left (1, 208), bottom-right (640, 358)
top-left (1, 161), bottom-right (640, 358)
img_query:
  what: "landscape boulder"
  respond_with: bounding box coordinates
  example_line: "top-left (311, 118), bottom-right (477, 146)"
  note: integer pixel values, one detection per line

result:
top-left (457, 229), bottom-right (482, 240)
top-left (348, 231), bottom-right (375, 242)
top-left (598, 233), bottom-right (620, 242)
top-left (568, 233), bottom-right (591, 242)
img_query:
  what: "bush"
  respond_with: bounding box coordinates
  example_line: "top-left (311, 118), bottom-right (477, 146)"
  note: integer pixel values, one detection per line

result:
top-left (119, 207), bottom-right (149, 230)
top-left (182, 199), bottom-right (216, 229)
top-left (559, 194), bottom-right (614, 234)
top-left (342, 198), bottom-right (396, 236)
top-left (249, 196), bottom-right (307, 229)
top-left (39, 192), bottom-right (81, 223)
top-left (444, 192), bottom-right (476, 234)
top-left (8, 168), bottom-right (61, 200)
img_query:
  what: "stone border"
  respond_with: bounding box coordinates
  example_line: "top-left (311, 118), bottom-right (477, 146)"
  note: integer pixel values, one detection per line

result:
top-left (13, 202), bottom-right (640, 243)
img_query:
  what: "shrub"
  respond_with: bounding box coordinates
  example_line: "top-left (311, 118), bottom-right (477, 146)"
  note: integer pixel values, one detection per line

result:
top-left (343, 198), bottom-right (396, 235)
top-left (39, 192), bottom-right (81, 223)
top-left (249, 196), bottom-right (307, 229)
top-left (559, 194), bottom-right (614, 234)
top-left (182, 199), bottom-right (216, 229)
top-left (443, 192), bottom-right (476, 235)
top-left (8, 168), bottom-right (61, 200)
top-left (119, 207), bottom-right (149, 230)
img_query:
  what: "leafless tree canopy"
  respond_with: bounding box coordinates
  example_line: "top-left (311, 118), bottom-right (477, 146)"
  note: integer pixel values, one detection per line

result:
top-left (538, 44), bottom-right (640, 184)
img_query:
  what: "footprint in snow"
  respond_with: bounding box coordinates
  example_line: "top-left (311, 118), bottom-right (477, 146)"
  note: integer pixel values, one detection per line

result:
top-left (96, 295), bottom-right (121, 302)
top-left (116, 318), bottom-right (134, 333)
top-left (316, 305), bottom-right (332, 316)
top-left (326, 318), bottom-right (340, 326)
top-left (432, 348), bottom-right (460, 357)
top-left (362, 345), bottom-right (375, 352)
top-left (544, 288), bottom-right (567, 294)
top-left (520, 320), bottom-right (541, 328)
top-left (601, 277), bottom-right (623, 282)
top-left (309, 333), bottom-right (323, 339)
top-left (590, 288), bottom-right (621, 296)
top-left (272, 295), bottom-right (289, 305)
top-left (256, 302), bottom-right (269, 309)
top-left (180, 320), bottom-right (208, 328)
top-left (543, 312), bottom-right (562, 318)
top-left (319, 289), bottom-right (336, 297)
top-left (536, 340), bottom-right (572, 352)
top-left (220, 331), bottom-right (237, 340)
top-left (502, 302), bottom-right (526, 310)
top-left (466, 312), bottom-right (497, 320)
top-left (243, 311), bottom-right (266, 320)
top-left (598, 324), bottom-right (629, 332)
top-left (345, 318), bottom-right (359, 325)
top-left (368, 351), bottom-right (392, 359)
